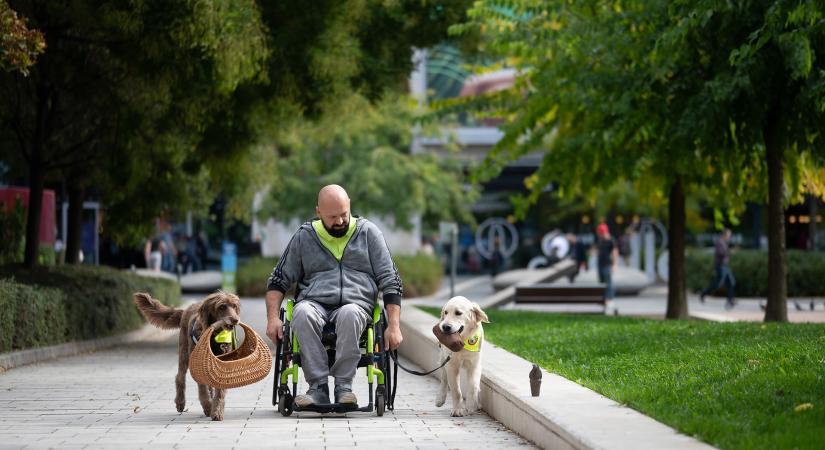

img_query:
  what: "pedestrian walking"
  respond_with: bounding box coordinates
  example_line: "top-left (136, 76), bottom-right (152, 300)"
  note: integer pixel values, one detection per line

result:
top-left (699, 229), bottom-right (736, 310)
top-left (596, 223), bottom-right (618, 303)
top-left (566, 233), bottom-right (590, 283)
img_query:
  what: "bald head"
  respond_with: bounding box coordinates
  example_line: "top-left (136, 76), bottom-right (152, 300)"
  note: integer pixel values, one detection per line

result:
top-left (316, 185), bottom-right (351, 237)
top-left (318, 184), bottom-right (349, 207)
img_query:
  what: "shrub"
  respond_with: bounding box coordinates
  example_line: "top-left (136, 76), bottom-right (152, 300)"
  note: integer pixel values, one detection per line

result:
top-left (395, 253), bottom-right (443, 298)
top-left (0, 197), bottom-right (25, 264)
top-left (237, 256), bottom-right (279, 297)
top-left (685, 249), bottom-right (825, 297)
top-left (0, 264), bottom-right (180, 351)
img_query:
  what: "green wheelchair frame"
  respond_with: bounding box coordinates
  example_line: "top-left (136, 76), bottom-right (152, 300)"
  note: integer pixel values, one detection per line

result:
top-left (272, 299), bottom-right (394, 416)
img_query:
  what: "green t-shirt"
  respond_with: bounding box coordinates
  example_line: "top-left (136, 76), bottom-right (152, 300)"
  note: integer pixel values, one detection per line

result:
top-left (311, 216), bottom-right (357, 260)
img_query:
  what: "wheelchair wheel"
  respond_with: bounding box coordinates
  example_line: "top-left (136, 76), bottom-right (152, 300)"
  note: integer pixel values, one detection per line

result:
top-left (278, 391), bottom-right (293, 417)
top-left (375, 386), bottom-right (385, 417)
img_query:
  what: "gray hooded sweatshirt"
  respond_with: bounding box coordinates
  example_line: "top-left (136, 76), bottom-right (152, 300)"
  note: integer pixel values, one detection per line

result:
top-left (266, 217), bottom-right (402, 312)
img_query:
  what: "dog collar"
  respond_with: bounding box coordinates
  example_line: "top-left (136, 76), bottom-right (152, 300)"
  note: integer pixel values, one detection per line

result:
top-left (463, 326), bottom-right (483, 352)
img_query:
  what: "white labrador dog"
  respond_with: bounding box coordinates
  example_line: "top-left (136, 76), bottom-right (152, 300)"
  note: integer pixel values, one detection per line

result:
top-left (435, 296), bottom-right (490, 417)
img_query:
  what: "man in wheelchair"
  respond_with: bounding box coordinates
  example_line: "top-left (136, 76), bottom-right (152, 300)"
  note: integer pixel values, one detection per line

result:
top-left (265, 184), bottom-right (403, 407)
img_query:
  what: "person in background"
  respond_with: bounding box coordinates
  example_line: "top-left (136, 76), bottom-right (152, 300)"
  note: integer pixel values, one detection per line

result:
top-left (596, 223), bottom-right (618, 305)
top-left (700, 228), bottom-right (736, 310)
top-left (144, 237), bottom-right (164, 271)
top-left (566, 233), bottom-right (590, 283)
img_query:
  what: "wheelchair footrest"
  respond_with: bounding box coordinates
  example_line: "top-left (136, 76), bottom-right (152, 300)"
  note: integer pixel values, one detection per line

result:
top-left (293, 402), bottom-right (372, 414)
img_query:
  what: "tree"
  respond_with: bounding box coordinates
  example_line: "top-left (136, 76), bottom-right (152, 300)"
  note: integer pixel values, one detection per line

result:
top-left (258, 94), bottom-right (477, 228)
top-left (0, 0), bottom-right (269, 265)
top-left (445, 1), bottom-right (722, 319)
top-left (199, 0), bottom-right (475, 224)
top-left (0, 0), bottom-right (44, 75)
top-left (1, 1), bottom-right (474, 264)
top-left (657, 1), bottom-right (825, 321)
top-left (445, 1), bottom-right (825, 321)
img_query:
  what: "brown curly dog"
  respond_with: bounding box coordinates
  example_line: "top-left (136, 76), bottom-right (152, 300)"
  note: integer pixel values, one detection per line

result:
top-left (133, 291), bottom-right (240, 421)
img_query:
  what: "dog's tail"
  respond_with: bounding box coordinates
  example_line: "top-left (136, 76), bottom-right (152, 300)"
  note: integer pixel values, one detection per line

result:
top-left (133, 292), bottom-right (183, 329)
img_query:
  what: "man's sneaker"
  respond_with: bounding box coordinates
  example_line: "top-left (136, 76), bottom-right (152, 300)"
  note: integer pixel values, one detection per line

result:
top-left (699, 293), bottom-right (705, 304)
top-left (334, 384), bottom-right (357, 404)
top-left (725, 299), bottom-right (735, 310)
top-left (295, 383), bottom-right (330, 407)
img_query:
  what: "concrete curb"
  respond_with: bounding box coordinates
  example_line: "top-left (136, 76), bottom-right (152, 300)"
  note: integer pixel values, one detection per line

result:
top-left (399, 306), bottom-right (716, 450)
top-left (0, 324), bottom-right (170, 373)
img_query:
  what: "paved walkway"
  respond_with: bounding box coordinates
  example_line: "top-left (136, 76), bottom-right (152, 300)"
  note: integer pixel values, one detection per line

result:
top-left (0, 299), bottom-right (534, 450)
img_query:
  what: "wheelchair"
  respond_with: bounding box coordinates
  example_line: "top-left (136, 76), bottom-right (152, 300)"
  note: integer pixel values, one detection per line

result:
top-left (272, 299), bottom-right (395, 416)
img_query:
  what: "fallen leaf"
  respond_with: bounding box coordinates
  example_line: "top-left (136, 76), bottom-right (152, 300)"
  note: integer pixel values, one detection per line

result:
top-left (794, 403), bottom-right (814, 412)
top-left (133, 406), bottom-right (141, 413)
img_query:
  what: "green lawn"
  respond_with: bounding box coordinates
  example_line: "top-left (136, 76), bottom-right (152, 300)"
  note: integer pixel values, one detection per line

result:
top-left (419, 307), bottom-right (825, 450)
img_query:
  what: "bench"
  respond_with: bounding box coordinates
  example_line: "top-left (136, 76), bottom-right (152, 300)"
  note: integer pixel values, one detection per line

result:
top-left (514, 283), bottom-right (608, 312)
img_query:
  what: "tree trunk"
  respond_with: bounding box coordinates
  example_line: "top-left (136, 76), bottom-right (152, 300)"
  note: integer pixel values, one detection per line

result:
top-left (23, 85), bottom-right (49, 268)
top-left (666, 177), bottom-right (688, 319)
top-left (23, 155), bottom-right (44, 267)
top-left (65, 184), bottom-right (84, 264)
top-left (764, 126), bottom-right (788, 322)
top-left (809, 195), bottom-right (817, 251)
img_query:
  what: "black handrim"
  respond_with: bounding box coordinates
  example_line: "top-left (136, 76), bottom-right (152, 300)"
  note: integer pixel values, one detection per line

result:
top-left (272, 308), bottom-right (285, 406)
top-left (380, 309), bottom-right (397, 410)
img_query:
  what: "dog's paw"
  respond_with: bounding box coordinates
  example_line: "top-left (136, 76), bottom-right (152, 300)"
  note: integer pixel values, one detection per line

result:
top-left (211, 410), bottom-right (224, 421)
top-left (435, 393), bottom-right (446, 407)
top-left (175, 398), bottom-right (185, 413)
top-left (201, 405), bottom-right (211, 417)
top-left (450, 407), bottom-right (468, 417)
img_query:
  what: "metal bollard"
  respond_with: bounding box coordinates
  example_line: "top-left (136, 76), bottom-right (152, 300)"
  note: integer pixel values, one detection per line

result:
top-left (529, 364), bottom-right (542, 397)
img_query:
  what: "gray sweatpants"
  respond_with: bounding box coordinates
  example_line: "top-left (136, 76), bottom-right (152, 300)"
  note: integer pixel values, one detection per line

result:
top-left (292, 300), bottom-right (371, 387)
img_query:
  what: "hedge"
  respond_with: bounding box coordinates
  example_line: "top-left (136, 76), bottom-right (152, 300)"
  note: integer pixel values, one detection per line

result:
top-left (394, 253), bottom-right (443, 298)
top-left (238, 256), bottom-right (279, 297)
top-left (0, 264), bottom-right (180, 352)
top-left (685, 249), bottom-right (825, 298)
top-left (237, 253), bottom-right (443, 299)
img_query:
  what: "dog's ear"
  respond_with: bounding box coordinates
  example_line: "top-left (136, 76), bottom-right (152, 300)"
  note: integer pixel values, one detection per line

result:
top-left (471, 302), bottom-right (490, 324)
top-left (198, 292), bottom-right (221, 330)
top-left (228, 293), bottom-right (241, 314)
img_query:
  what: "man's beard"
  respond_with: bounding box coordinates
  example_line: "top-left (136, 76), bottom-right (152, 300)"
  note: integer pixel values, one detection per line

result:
top-left (325, 219), bottom-right (349, 238)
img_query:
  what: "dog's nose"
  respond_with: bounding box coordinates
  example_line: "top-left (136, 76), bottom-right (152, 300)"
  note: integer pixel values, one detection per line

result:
top-left (441, 324), bottom-right (452, 333)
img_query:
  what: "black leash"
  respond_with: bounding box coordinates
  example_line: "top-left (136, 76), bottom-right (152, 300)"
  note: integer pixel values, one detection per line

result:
top-left (388, 348), bottom-right (450, 376)
top-left (380, 308), bottom-right (451, 411)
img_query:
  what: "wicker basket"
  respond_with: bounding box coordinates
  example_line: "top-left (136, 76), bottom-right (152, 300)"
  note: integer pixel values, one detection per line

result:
top-left (189, 322), bottom-right (272, 389)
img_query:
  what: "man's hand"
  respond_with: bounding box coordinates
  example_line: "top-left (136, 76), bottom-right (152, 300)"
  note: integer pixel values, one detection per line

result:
top-left (265, 290), bottom-right (285, 346)
top-left (385, 324), bottom-right (403, 350)
top-left (266, 317), bottom-right (283, 346)
top-left (384, 303), bottom-right (403, 350)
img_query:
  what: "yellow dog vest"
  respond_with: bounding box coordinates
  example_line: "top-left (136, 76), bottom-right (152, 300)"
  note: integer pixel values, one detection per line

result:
top-left (463, 326), bottom-right (483, 352)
